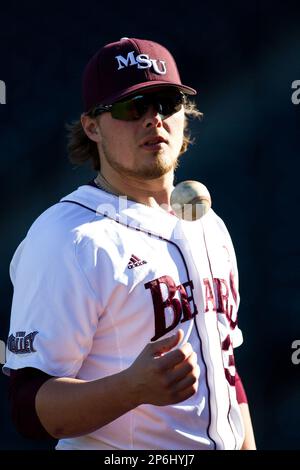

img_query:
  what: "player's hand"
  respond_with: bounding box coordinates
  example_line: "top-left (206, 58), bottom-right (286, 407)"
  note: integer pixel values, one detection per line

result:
top-left (126, 329), bottom-right (200, 407)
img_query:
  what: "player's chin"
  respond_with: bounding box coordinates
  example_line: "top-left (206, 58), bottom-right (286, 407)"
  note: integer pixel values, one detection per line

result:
top-left (141, 160), bottom-right (177, 179)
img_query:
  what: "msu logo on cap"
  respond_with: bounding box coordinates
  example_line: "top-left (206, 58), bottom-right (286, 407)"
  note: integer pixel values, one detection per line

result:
top-left (115, 51), bottom-right (167, 75)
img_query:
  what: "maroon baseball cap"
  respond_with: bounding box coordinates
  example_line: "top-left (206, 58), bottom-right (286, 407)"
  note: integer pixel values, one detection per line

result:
top-left (82, 37), bottom-right (197, 112)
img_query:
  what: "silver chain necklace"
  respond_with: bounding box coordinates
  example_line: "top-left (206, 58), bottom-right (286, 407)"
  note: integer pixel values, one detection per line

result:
top-left (94, 173), bottom-right (122, 197)
top-left (94, 173), bottom-right (140, 203)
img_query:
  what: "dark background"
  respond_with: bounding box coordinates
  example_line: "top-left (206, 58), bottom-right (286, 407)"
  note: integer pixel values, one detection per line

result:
top-left (1, 0), bottom-right (300, 450)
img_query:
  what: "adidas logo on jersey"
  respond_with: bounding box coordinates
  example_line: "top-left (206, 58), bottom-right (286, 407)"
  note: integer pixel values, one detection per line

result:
top-left (127, 254), bottom-right (147, 269)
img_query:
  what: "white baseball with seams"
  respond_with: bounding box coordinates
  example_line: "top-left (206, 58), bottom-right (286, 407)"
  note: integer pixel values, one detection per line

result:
top-left (170, 180), bottom-right (212, 221)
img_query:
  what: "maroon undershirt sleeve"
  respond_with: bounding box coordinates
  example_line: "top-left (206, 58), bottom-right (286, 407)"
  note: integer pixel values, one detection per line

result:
top-left (235, 371), bottom-right (248, 404)
top-left (9, 367), bottom-right (55, 440)
top-left (9, 366), bottom-right (247, 439)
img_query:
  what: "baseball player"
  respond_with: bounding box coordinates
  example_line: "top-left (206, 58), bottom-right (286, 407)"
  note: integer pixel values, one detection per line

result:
top-left (4, 37), bottom-right (256, 450)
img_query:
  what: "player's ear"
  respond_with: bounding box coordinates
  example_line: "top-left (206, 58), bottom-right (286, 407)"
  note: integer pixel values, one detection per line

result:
top-left (81, 113), bottom-right (101, 143)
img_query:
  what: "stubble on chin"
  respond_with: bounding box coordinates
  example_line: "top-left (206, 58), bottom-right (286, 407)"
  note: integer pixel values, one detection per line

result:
top-left (101, 144), bottom-right (180, 180)
top-left (135, 153), bottom-right (180, 179)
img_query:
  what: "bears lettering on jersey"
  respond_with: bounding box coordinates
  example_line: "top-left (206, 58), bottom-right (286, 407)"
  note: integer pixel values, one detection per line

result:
top-left (145, 272), bottom-right (238, 387)
top-left (145, 272), bottom-right (238, 342)
top-left (145, 276), bottom-right (197, 341)
top-left (203, 273), bottom-right (238, 387)
top-left (203, 273), bottom-right (237, 328)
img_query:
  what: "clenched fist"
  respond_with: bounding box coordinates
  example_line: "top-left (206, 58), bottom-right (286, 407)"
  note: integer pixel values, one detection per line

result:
top-left (127, 329), bottom-right (200, 407)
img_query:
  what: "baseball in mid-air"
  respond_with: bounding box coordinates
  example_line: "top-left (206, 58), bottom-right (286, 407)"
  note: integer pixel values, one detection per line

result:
top-left (170, 180), bottom-right (212, 221)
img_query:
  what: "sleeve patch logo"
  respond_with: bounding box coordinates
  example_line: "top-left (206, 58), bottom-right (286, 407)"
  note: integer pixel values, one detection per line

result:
top-left (8, 331), bottom-right (38, 354)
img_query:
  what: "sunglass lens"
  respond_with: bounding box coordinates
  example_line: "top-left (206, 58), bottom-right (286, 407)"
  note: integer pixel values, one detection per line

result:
top-left (111, 95), bottom-right (147, 121)
top-left (156, 91), bottom-right (184, 117)
top-left (111, 90), bottom-right (185, 121)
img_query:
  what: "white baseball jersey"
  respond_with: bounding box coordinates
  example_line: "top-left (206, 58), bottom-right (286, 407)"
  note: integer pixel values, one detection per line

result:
top-left (4, 184), bottom-right (245, 450)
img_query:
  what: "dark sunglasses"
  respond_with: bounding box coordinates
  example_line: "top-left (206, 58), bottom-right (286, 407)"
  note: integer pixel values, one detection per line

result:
top-left (91, 89), bottom-right (185, 121)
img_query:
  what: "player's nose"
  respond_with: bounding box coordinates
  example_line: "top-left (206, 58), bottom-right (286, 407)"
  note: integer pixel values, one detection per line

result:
top-left (142, 105), bottom-right (163, 128)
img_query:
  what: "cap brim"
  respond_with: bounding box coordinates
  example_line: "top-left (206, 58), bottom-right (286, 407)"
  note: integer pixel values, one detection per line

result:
top-left (101, 81), bottom-right (197, 105)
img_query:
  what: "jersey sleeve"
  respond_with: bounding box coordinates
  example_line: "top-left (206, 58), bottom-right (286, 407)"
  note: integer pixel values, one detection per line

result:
top-left (4, 210), bottom-right (102, 378)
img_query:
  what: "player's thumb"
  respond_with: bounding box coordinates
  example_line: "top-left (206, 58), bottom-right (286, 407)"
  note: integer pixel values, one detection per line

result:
top-left (151, 329), bottom-right (184, 357)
